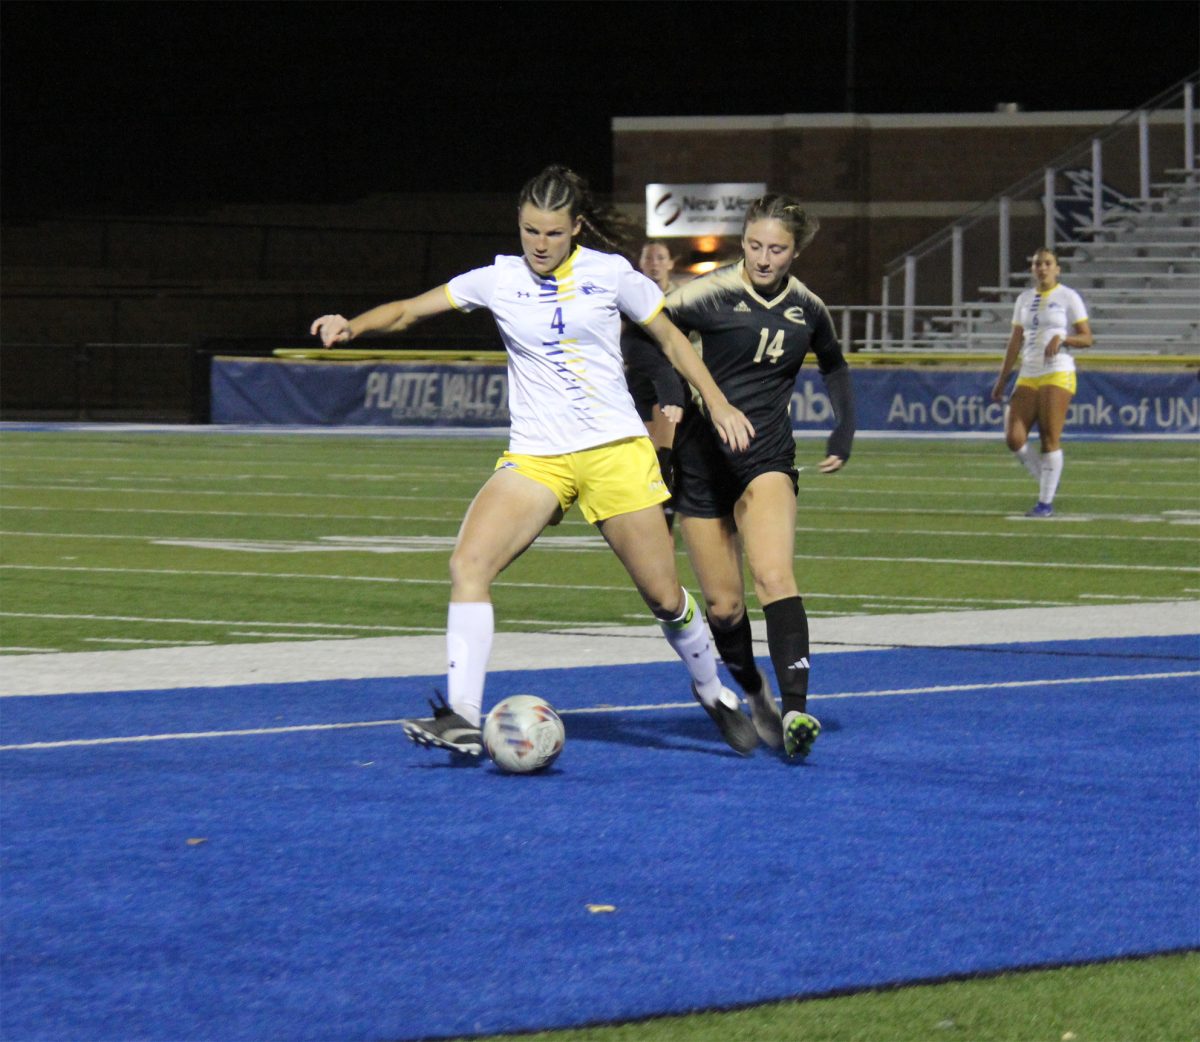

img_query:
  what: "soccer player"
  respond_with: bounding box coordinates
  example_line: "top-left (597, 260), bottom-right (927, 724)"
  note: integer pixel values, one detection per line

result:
top-left (990, 248), bottom-right (1093, 517)
top-left (620, 241), bottom-right (688, 528)
top-left (311, 166), bottom-right (761, 757)
top-left (662, 194), bottom-right (856, 760)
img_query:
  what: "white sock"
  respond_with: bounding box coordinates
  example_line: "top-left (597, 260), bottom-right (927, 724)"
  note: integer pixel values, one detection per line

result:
top-left (1039, 449), bottom-right (1064, 505)
top-left (446, 602), bottom-right (493, 727)
top-left (1014, 444), bottom-right (1041, 480)
top-left (657, 589), bottom-right (723, 705)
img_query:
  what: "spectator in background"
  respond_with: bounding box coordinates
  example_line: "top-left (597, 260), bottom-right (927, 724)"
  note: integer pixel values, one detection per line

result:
top-left (311, 165), bottom-right (763, 758)
top-left (621, 240), bottom-right (688, 528)
top-left (662, 194), bottom-right (856, 761)
top-left (991, 248), bottom-right (1093, 518)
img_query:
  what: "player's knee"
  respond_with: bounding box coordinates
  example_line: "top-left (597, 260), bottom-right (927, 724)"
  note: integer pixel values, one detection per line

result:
top-left (753, 567), bottom-right (797, 605)
top-left (705, 597), bottom-right (746, 631)
top-left (1005, 430), bottom-right (1026, 453)
top-left (448, 547), bottom-right (496, 596)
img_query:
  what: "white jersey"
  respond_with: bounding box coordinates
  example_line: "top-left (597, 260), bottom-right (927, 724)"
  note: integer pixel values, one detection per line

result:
top-left (446, 246), bottom-right (664, 455)
top-left (1011, 283), bottom-right (1088, 378)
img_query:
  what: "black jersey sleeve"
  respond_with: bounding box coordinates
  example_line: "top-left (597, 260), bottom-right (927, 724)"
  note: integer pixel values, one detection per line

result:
top-left (620, 324), bottom-right (688, 410)
top-left (807, 301), bottom-right (855, 462)
top-left (821, 364), bottom-right (855, 463)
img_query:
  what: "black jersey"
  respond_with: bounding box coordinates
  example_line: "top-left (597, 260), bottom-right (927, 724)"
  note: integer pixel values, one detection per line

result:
top-left (665, 261), bottom-right (854, 517)
top-left (668, 261), bottom-right (845, 443)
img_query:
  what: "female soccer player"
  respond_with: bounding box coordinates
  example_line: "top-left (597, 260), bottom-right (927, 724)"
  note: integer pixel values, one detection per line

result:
top-left (311, 166), bottom-right (760, 757)
top-left (663, 194), bottom-right (856, 760)
top-left (990, 248), bottom-right (1093, 517)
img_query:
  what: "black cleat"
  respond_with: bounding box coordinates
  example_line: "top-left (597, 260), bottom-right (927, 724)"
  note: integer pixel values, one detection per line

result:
top-left (695, 684), bottom-right (758, 756)
top-left (401, 693), bottom-right (482, 756)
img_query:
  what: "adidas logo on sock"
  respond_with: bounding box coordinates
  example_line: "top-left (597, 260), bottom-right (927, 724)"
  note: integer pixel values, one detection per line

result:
top-left (787, 658), bottom-right (810, 671)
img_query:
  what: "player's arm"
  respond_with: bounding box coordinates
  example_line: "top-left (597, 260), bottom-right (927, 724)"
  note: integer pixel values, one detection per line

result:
top-left (310, 286), bottom-right (455, 346)
top-left (641, 311), bottom-right (755, 452)
top-left (811, 312), bottom-right (856, 473)
top-left (991, 325), bottom-right (1024, 401)
top-left (1051, 318), bottom-right (1093, 356)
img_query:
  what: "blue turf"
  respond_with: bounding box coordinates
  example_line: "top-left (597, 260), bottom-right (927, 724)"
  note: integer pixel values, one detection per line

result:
top-left (1, 636), bottom-right (1197, 1041)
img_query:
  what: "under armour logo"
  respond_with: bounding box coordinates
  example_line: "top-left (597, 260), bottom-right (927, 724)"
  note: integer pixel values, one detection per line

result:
top-left (517, 291), bottom-right (532, 298)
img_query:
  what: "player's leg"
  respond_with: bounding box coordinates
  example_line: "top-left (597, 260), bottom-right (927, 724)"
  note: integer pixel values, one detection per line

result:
top-left (403, 468), bottom-right (561, 755)
top-left (588, 435), bottom-right (755, 753)
top-left (735, 472), bottom-right (817, 758)
top-left (678, 511), bottom-right (779, 747)
top-left (1006, 384), bottom-right (1042, 481)
top-left (1032, 383), bottom-right (1073, 515)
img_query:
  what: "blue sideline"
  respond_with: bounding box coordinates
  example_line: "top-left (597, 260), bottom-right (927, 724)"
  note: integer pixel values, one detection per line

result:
top-left (1, 636), bottom-right (1197, 1041)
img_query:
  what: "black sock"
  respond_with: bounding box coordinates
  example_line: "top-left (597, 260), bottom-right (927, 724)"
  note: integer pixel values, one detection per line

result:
top-left (707, 611), bottom-right (761, 694)
top-left (763, 596), bottom-right (810, 715)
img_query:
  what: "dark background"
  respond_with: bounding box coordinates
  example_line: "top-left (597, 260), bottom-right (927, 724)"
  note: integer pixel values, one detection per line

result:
top-left (2, 1), bottom-right (1198, 217)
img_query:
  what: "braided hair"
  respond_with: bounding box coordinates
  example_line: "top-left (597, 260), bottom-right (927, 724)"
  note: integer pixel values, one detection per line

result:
top-left (742, 193), bottom-right (820, 254)
top-left (518, 165), bottom-right (635, 256)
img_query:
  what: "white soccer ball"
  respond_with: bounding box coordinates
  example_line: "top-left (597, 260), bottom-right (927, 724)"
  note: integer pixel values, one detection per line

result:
top-left (483, 695), bottom-right (565, 773)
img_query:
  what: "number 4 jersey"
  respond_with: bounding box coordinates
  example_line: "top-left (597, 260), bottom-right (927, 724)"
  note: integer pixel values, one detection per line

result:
top-left (445, 246), bottom-right (663, 455)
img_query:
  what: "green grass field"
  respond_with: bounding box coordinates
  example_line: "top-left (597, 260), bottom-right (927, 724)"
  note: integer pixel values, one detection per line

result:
top-left (1, 428), bottom-right (1197, 1040)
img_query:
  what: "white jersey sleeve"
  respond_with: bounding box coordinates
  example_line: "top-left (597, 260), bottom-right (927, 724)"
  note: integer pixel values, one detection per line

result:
top-left (445, 263), bottom-right (500, 313)
top-left (616, 266), bottom-right (665, 326)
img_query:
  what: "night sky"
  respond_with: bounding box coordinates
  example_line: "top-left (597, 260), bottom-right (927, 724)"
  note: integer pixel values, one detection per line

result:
top-left (2, 1), bottom-right (1197, 217)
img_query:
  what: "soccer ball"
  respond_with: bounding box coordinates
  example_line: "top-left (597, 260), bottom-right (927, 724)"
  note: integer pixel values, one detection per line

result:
top-left (483, 695), bottom-right (565, 774)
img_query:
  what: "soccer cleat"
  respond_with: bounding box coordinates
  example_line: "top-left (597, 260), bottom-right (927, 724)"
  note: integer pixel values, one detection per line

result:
top-left (783, 710), bottom-right (821, 760)
top-left (695, 684), bottom-right (758, 756)
top-left (743, 667), bottom-right (784, 749)
top-left (1025, 501), bottom-right (1054, 518)
top-left (401, 693), bottom-right (482, 756)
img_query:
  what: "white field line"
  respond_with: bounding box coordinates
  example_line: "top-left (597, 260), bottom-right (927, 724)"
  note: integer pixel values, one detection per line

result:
top-left (0, 611), bottom-right (434, 633)
top-left (2, 480), bottom-right (1194, 506)
top-left (2, 523), bottom-right (1197, 546)
top-left (3, 501), bottom-right (1194, 527)
top-left (2, 670), bottom-right (1196, 753)
top-left (4, 545), bottom-right (1195, 583)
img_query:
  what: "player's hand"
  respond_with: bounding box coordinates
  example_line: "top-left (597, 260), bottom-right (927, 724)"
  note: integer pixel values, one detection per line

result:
top-left (660, 404), bottom-right (683, 424)
top-left (817, 454), bottom-right (845, 473)
top-left (1043, 336), bottom-right (1063, 360)
top-left (990, 379), bottom-right (1006, 403)
top-left (310, 314), bottom-right (353, 347)
top-left (709, 402), bottom-right (755, 453)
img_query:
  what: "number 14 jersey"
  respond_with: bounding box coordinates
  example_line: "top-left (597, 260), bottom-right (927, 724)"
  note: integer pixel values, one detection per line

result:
top-left (666, 261), bottom-right (848, 462)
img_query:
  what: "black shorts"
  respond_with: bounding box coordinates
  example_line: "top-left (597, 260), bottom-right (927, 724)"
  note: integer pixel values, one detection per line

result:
top-left (671, 411), bottom-right (798, 518)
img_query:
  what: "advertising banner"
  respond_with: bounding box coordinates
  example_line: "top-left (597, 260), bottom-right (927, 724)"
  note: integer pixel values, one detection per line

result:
top-left (645, 183), bottom-right (766, 237)
top-left (790, 367), bottom-right (1198, 436)
top-left (211, 357), bottom-right (509, 427)
top-left (211, 357), bottom-right (1198, 436)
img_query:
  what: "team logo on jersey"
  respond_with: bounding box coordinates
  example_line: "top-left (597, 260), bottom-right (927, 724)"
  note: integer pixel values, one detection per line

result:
top-left (784, 307), bottom-right (807, 325)
top-left (734, 301), bottom-right (752, 313)
top-left (580, 281), bottom-right (602, 295)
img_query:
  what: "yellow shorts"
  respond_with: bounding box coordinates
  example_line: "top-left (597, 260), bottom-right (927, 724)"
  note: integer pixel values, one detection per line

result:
top-left (494, 437), bottom-right (669, 524)
top-left (1015, 370), bottom-right (1077, 394)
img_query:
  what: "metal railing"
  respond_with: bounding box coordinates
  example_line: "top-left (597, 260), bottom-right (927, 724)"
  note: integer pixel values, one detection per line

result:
top-left (871, 73), bottom-right (1199, 352)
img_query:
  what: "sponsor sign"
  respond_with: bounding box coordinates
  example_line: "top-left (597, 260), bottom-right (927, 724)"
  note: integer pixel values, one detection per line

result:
top-left (645, 183), bottom-right (766, 237)
top-left (790, 368), bottom-right (1199, 436)
top-left (211, 357), bottom-right (509, 426)
top-left (211, 357), bottom-right (1198, 436)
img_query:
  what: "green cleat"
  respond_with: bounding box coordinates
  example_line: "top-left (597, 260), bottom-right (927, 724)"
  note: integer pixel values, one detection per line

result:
top-left (783, 710), bottom-right (821, 760)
